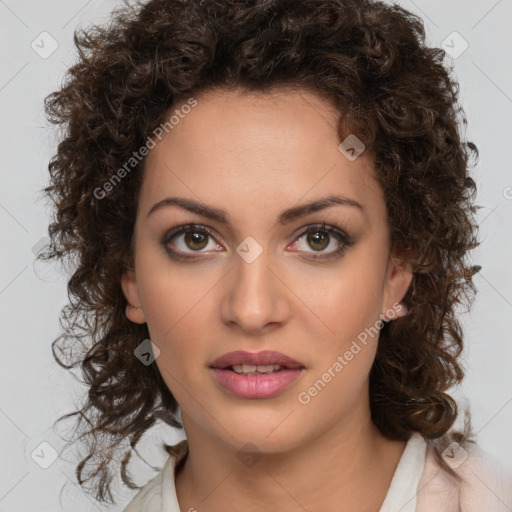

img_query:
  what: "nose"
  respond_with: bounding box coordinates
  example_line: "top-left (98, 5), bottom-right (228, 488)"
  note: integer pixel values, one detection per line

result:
top-left (220, 247), bottom-right (290, 335)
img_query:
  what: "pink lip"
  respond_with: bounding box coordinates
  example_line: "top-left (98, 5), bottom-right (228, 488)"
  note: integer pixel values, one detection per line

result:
top-left (210, 368), bottom-right (304, 399)
top-left (210, 350), bottom-right (304, 369)
top-left (209, 350), bottom-right (305, 399)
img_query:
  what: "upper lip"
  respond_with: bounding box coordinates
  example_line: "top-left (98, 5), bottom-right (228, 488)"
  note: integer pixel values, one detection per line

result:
top-left (210, 350), bottom-right (305, 369)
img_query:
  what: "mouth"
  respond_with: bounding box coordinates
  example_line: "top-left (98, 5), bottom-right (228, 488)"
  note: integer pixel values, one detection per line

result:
top-left (209, 350), bottom-right (305, 373)
top-left (219, 363), bottom-right (293, 376)
top-left (209, 350), bottom-right (305, 398)
top-left (210, 367), bottom-right (305, 399)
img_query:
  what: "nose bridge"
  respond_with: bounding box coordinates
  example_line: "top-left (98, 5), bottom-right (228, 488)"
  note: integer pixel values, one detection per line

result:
top-left (221, 243), bottom-right (288, 332)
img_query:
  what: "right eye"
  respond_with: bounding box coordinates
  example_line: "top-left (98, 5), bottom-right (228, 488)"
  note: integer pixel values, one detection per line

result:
top-left (162, 223), bottom-right (223, 259)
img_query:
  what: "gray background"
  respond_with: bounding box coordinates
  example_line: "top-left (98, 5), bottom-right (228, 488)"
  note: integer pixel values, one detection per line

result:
top-left (1, 0), bottom-right (511, 510)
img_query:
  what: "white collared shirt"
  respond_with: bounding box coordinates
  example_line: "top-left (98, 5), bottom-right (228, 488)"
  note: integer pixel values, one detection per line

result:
top-left (122, 433), bottom-right (512, 511)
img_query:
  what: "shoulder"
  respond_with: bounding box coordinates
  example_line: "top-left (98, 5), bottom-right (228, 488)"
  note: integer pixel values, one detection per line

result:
top-left (123, 473), bottom-right (162, 512)
top-left (122, 439), bottom-right (188, 512)
top-left (416, 434), bottom-right (512, 512)
top-left (122, 469), bottom-right (165, 512)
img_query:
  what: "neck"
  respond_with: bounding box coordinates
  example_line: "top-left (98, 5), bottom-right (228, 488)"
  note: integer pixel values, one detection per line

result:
top-left (174, 407), bottom-right (406, 512)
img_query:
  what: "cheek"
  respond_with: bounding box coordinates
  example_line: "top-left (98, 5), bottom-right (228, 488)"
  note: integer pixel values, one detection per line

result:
top-left (302, 261), bottom-right (385, 339)
top-left (296, 273), bottom-right (383, 412)
top-left (135, 253), bottom-right (219, 378)
top-left (137, 248), bottom-right (216, 332)
top-left (294, 261), bottom-right (387, 402)
top-left (140, 274), bottom-right (210, 403)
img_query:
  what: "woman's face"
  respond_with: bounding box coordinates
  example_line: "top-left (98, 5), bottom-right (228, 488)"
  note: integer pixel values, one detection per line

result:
top-left (121, 88), bottom-right (412, 453)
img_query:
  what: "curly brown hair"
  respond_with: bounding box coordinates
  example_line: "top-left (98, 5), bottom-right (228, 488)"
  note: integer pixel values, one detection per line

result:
top-left (39, 0), bottom-right (481, 504)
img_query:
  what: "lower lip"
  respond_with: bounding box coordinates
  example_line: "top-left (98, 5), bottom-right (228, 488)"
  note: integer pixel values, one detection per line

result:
top-left (210, 368), bottom-right (304, 399)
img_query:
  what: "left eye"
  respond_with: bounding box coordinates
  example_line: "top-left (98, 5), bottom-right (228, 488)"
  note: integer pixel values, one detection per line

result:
top-left (291, 224), bottom-right (351, 255)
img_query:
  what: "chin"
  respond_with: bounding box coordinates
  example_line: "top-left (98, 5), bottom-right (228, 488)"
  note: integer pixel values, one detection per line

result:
top-left (216, 415), bottom-right (305, 453)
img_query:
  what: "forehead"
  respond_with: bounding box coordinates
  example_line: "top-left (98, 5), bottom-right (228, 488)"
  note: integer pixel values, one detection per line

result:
top-left (156, 88), bottom-right (346, 159)
top-left (139, 88), bottom-right (385, 228)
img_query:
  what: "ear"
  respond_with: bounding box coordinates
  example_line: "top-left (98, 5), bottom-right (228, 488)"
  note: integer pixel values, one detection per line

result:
top-left (381, 253), bottom-right (413, 320)
top-left (120, 269), bottom-right (147, 324)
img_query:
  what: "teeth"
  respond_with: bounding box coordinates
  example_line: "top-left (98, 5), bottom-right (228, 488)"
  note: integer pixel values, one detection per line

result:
top-left (231, 364), bottom-right (283, 375)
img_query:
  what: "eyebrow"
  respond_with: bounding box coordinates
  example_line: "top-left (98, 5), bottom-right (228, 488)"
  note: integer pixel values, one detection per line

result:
top-left (146, 195), bottom-right (365, 225)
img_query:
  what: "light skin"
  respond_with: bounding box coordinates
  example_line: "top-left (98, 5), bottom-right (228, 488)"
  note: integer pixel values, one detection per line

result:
top-left (121, 87), bottom-right (413, 512)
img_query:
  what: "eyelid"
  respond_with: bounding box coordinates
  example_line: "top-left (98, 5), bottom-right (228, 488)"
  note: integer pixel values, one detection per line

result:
top-left (292, 222), bottom-right (351, 242)
top-left (161, 221), bottom-right (354, 257)
top-left (161, 222), bottom-right (220, 247)
top-left (292, 222), bottom-right (354, 255)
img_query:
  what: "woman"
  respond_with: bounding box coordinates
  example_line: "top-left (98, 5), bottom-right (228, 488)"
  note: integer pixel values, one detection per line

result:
top-left (40, 0), bottom-right (512, 510)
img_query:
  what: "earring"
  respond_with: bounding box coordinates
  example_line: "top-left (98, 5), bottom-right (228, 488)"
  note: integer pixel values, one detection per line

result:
top-left (396, 302), bottom-right (408, 316)
top-left (129, 304), bottom-right (142, 310)
top-left (381, 302), bottom-right (408, 322)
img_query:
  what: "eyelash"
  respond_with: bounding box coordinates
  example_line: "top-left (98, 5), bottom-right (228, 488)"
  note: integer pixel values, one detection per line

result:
top-left (161, 222), bottom-right (355, 261)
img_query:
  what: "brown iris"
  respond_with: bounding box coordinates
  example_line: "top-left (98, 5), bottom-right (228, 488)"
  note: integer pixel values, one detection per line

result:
top-left (185, 231), bottom-right (209, 251)
top-left (307, 230), bottom-right (329, 251)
